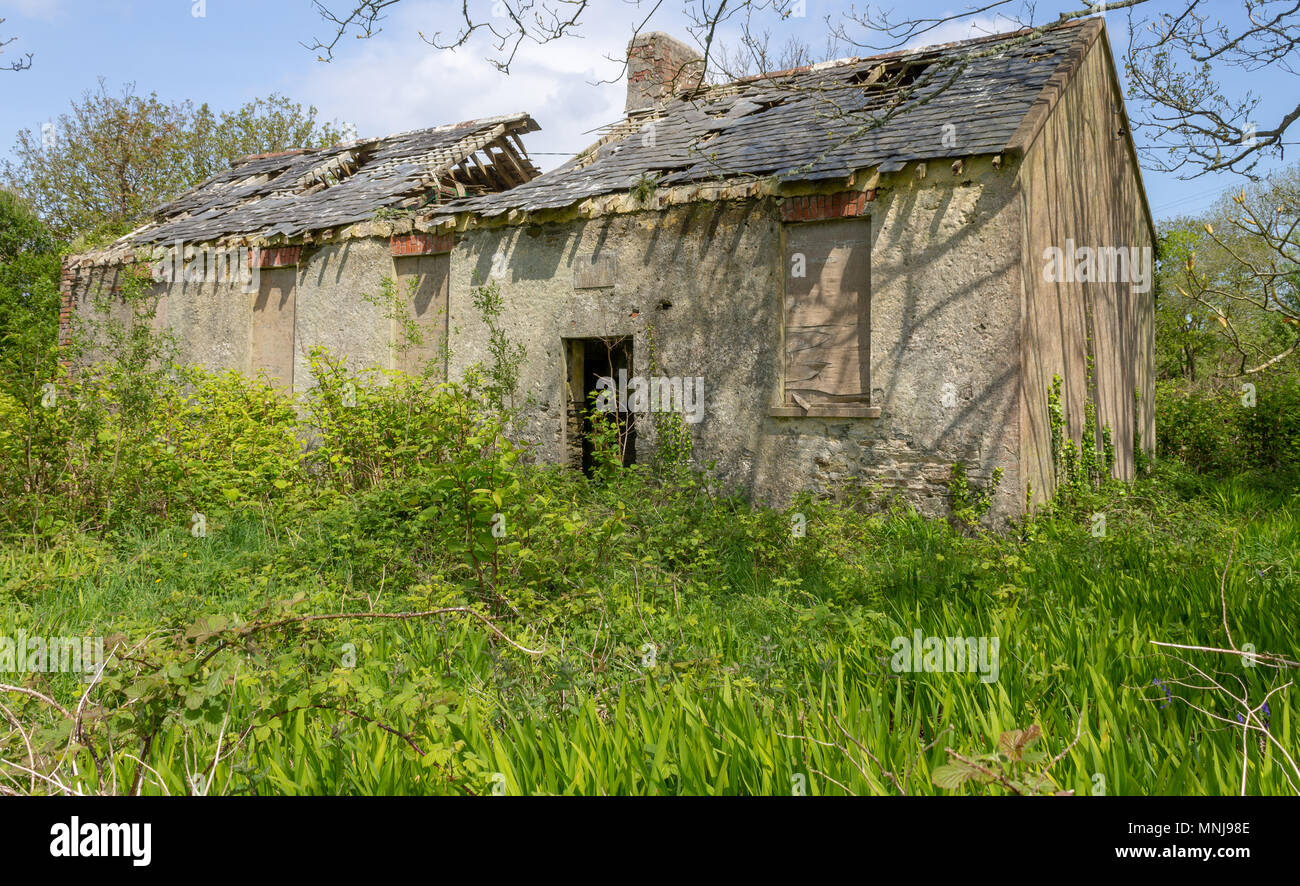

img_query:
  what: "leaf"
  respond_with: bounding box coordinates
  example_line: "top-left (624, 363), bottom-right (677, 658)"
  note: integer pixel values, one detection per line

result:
top-left (931, 763), bottom-right (976, 790)
top-left (999, 724), bottom-right (1042, 760)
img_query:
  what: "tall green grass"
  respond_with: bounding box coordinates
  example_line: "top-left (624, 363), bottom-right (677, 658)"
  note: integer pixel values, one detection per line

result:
top-left (1, 464), bottom-right (1297, 795)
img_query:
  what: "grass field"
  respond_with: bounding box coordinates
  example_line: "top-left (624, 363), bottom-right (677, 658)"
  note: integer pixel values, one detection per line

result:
top-left (3, 454), bottom-right (1296, 796)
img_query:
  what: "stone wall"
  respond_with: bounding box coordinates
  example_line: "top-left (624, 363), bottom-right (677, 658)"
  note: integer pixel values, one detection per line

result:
top-left (65, 159), bottom-right (1028, 519)
top-left (63, 111), bottom-right (1159, 526)
top-left (448, 157), bottom-right (1026, 520)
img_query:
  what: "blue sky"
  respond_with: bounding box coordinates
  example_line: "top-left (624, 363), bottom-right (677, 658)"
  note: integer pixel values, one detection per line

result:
top-left (0, 0), bottom-right (1294, 222)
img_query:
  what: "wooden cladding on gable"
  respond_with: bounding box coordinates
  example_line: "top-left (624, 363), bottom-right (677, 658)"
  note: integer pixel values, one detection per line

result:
top-left (781, 217), bottom-right (871, 411)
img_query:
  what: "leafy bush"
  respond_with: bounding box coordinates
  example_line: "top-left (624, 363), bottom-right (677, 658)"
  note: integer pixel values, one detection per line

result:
top-left (1157, 374), bottom-right (1300, 478)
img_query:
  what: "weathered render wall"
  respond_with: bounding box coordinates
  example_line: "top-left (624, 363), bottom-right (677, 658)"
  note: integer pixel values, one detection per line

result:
top-left (66, 261), bottom-right (254, 380)
top-left (448, 159), bottom-right (1026, 519)
top-left (64, 161), bottom-right (1031, 521)
top-left (65, 240), bottom-right (417, 393)
top-left (1015, 32), bottom-right (1156, 504)
top-left (63, 263), bottom-right (171, 367)
top-left (293, 239), bottom-right (400, 388)
top-left (448, 200), bottom-right (782, 474)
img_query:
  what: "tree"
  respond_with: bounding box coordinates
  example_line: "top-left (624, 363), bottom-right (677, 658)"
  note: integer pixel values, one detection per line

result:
top-left (1, 17), bottom-right (32, 71)
top-left (186, 95), bottom-right (358, 187)
top-left (1156, 220), bottom-right (1233, 382)
top-left (3, 82), bottom-right (351, 244)
top-left (0, 190), bottom-right (61, 383)
top-left (1161, 164), bottom-right (1300, 376)
top-left (1124, 1), bottom-right (1300, 179)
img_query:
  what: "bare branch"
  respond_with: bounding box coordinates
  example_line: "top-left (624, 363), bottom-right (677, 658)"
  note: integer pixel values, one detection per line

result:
top-left (0, 17), bottom-right (33, 71)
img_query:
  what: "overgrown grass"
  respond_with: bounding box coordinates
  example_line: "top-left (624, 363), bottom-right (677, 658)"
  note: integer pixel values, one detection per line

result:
top-left (2, 454), bottom-right (1296, 796)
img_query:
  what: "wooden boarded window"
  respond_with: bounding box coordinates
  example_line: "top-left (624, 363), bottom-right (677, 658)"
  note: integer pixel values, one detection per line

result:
top-left (251, 267), bottom-right (296, 391)
top-left (393, 254), bottom-right (449, 377)
top-left (782, 218), bottom-right (870, 409)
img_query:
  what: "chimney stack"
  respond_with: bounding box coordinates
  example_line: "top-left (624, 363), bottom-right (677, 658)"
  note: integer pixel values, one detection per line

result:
top-left (626, 32), bottom-right (705, 113)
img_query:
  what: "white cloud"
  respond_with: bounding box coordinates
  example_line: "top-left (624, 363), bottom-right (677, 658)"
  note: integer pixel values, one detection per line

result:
top-left (291, 1), bottom-right (641, 170)
top-left (0, 0), bottom-right (61, 21)
top-left (904, 15), bottom-right (1021, 50)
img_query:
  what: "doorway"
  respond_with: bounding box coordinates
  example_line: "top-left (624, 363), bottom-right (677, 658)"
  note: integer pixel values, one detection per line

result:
top-left (564, 337), bottom-right (636, 473)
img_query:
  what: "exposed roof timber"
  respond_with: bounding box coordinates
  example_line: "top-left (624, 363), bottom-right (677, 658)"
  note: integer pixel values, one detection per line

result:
top-left (491, 146), bottom-right (527, 187)
top-left (71, 112), bottom-right (541, 258)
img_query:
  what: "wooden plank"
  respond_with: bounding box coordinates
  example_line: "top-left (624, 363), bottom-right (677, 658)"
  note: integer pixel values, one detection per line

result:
top-left (783, 218), bottom-right (870, 404)
top-left (469, 151), bottom-right (505, 191)
top-left (770, 404), bottom-right (881, 418)
top-left (574, 253), bottom-right (617, 289)
top-left (492, 141), bottom-right (531, 185)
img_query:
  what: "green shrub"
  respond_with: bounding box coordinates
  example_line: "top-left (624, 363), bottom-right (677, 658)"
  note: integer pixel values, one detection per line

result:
top-left (1157, 374), bottom-right (1300, 478)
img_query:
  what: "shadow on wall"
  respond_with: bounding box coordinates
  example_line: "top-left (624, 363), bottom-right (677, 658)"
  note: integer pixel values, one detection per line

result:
top-left (739, 177), bottom-right (1023, 514)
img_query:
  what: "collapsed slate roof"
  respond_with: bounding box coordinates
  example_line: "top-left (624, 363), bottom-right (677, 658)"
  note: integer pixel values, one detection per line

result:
top-left (118, 113), bottom-right (540, 247)
top-left (438, 21), bottom-right (1096, 220)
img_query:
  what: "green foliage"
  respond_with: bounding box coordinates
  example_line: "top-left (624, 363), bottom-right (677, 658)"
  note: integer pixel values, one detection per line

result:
top-left (0, 192), bottom-right (62, 448)
top-left (932, 724), bottom-right (1070, 795)
top-left (1157, 373), bottom-right (1300, 481)
top-left (947, 461), bottom-right (1003, 533)
top-left (360, 275), bottom-right (433, 367)
top-left (1154, 164), bottom-right (1300, 381)
top-left (467, 277), bottom-right (525, 412)
top-left (1046, 373), bottom-right (1119, 511)
top-left (3, 443), bottom-right (1296, 795)
top-left (2, 258), bottom-right (1297, 796)
top-left (630, 173), bottom-right (660, 204)
top-left (3, 82), bottom-right (350, 241)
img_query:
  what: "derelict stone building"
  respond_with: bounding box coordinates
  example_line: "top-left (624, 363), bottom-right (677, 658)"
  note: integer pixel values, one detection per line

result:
top-left (63, 18), bottom-right (1154, 520)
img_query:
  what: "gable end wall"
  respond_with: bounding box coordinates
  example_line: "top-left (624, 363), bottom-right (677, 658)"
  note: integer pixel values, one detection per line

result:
top-left (1016, 31), bottom-right (1156, 505)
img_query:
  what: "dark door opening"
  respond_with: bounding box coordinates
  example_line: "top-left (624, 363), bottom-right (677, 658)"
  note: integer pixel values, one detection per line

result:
top-left (564, 337), bottom-right (636, 474)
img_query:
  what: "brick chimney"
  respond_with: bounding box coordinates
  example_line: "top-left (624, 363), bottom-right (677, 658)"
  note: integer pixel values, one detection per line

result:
top-left (626, 32), bottom-right (705, 113)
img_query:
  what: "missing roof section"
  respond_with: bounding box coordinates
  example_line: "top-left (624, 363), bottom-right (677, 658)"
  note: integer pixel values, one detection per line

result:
top-left (849, 59), bottom-right (933, 113)
top-left (114, 113), bottom-right (541, 248)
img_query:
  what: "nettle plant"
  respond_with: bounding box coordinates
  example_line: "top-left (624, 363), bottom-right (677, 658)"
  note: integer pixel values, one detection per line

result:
top-left (931, 724), bottom-right (1074, 796)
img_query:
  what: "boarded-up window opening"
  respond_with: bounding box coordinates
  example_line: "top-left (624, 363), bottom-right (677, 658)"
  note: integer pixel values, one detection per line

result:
top-left (782, 217), bottom-right (870, 408)
top-left (393, 254), bottom-right (450, 378)
top-left (251, 267), bottom-right (296, 392)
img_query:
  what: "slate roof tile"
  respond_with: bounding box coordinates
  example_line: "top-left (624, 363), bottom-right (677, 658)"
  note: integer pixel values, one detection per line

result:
top-left (120, 113), bottom-right (540, 247)
top-left (437, 22), bottom-right (1091, 219)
